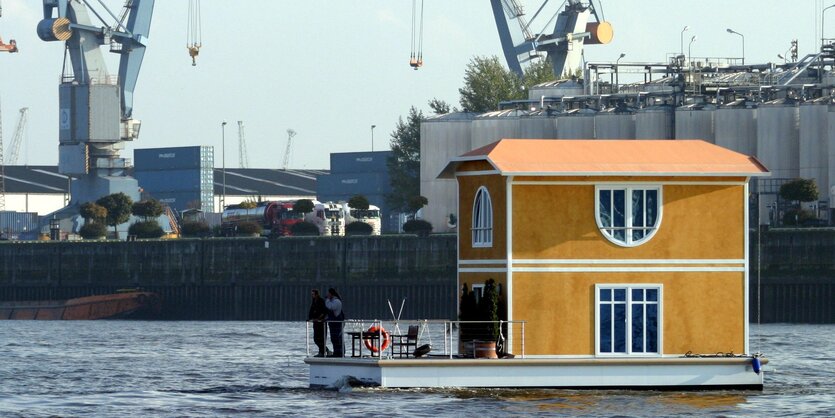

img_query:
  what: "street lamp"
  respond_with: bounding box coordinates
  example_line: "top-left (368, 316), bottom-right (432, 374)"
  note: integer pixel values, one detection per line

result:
top-left (680, 25), bottom-right (689, 57)
top-left (688, 35), bottom-right (697, 67)
top-left (824, 4), bottom-right (835, 47)
top-left (221, 121), bottom-right (227, 211)
top-left (726, 28), bottom-right (745, 65)
top-left (371, 124), bottom-right (376, 152)
top-left (615, 53), bottom-right (625, 92)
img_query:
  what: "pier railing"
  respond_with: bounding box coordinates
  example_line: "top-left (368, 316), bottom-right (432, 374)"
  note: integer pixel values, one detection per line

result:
top-left (306, 319), bottom-right (526, 359)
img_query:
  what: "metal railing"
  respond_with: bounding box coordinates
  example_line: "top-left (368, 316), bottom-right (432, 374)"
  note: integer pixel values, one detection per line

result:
top-left (305, 319), bottom-right (526, 359)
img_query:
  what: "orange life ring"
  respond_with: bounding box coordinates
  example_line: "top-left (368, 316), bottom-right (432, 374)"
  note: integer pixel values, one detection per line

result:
top-left (363, 325), bottom-right (391, 352)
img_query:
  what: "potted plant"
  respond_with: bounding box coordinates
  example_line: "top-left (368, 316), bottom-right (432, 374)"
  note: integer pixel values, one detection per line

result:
top-left (458, 278), bottom-right (502, 358)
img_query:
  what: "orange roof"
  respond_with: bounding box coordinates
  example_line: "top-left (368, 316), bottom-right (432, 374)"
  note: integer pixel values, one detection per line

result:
top-left (439, 139), bottom-right (770, 178)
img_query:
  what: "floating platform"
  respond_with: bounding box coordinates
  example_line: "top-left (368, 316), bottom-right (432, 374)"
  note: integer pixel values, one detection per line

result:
top-left (0, 291), bottom-right (161, 320)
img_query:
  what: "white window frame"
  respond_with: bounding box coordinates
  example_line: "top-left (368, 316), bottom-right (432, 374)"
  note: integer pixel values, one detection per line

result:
top-left (594, 185), bottom-right (663, 247)
top-left (594, 284), bottom-right (663, 357)
top-left (472, 186), bottom-right (493, 248)
top-left (471, 283), bottom-right (485, 304)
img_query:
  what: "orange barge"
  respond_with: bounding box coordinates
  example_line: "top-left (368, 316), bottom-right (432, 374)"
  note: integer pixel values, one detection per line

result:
top-left (0, 291), bottom-right (161, 320)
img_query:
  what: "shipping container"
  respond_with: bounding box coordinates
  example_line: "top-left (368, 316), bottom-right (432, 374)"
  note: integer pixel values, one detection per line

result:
top-left (316, 172), bottom-right (391, 197)
top-left (330, 151), bottom-right (393, 175)
top-left (0, 212), bottom-right (40, 236)
top-left (145, 191), bottom-right (205, 212)
top-left (134, 146), bottom-right (213, 171)
top-left (135, 169), bottom-right (203, 193)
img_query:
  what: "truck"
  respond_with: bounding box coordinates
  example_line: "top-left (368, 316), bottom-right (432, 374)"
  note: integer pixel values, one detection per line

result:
top-left (221, 201), bottom-right (303, 237)
top-left (342, 202), bottom-right (382, 235)
top-left (304, 201), bottom-right (346, 236)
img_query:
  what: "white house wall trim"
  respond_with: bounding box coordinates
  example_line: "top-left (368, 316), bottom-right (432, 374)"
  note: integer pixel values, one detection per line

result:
top-left (456, 170), bottom-right (501, 177)
top-left (511, 259), bottom-right (745, 265)
top-left (459, 268), bottom-right (509, 273)
top-left (513, 267), bottom-right (745, 273)
top-left (459, 259), bottom-right (508, 265)
top-left (511, 181), bottom-right (747, 186)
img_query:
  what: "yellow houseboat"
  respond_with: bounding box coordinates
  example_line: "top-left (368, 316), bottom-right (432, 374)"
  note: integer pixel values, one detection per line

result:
top-left (306, 139), bottom-right (769, 389)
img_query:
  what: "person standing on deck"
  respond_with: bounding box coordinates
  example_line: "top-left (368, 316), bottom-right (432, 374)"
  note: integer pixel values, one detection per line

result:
top-left (308, 289), bottom-right (329, 357)
top-left (325, 288), bottom-right (345, 357)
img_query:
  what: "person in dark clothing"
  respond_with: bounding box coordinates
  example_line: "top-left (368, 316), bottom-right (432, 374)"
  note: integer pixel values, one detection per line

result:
top-left (325, 288), bottom-right (345, 357)
top-left (308, 289), bottom-right (329, 357)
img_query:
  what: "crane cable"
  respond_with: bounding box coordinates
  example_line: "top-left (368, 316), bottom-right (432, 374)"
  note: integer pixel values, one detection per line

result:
top-left (410, 0), bottom-right (424, 69)
top-left (187, 0), bottom-right (201, 66)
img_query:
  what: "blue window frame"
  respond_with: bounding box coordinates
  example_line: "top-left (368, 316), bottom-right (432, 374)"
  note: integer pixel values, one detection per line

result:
top-left (596, 186), bottom-right (662, 247)
top-left (472, 186), bottom-right (493, 248)
top-left (597, 285), bottom-right (661, 355)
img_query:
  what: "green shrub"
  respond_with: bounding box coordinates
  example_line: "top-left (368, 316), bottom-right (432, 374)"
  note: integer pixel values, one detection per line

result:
top-left (291, 221), bottom-right (320, 236)
top-left (79, 222), bottom-right (107, 239)
top-left (128, 221), bottom-right (165, 239)
top-left (782, 209), bottom-right (816, 226)
top-left (236, 221), bottom-right (262, 235)
top-left (346, 221), bottom-right (373, 236)
top-left (403, 219), bottom-right (432, 236)
top-left (181, 220), bottom-right (211, 237)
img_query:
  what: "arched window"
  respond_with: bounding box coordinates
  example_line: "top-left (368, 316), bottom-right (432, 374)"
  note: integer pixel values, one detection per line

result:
top-left (472, 186), bottom-right (493, 247)
top-left (595, 185), bottom-right (662, 247)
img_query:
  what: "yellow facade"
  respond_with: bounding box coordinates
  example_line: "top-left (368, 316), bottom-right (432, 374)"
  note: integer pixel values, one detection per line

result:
top-left (456, 160), bottom-right (750, 357)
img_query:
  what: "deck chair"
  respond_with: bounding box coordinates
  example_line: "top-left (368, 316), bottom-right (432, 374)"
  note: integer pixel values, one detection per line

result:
top-left (391, 325), bottom-right (419, 358)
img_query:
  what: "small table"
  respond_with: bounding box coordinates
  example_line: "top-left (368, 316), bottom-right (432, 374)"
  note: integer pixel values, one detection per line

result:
top-left (347, 331), bottom-right (381, 357)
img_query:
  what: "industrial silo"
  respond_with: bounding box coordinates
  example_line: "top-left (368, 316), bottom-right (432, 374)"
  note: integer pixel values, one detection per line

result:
top-left (557, 108), bottom-right (596, 139)
top-left (757, 98), bottom-right (800, 180)
top-left (594, 105), bottom-right (635, 139)
top-left (420, 112), bottom-right (476, 232)
top-left (675, 103), bottom-right (715, 143)
top-left (799, 97), bottom-right (830, 202)
top-left (470, 109), bottom-right (524, 148)
top-left (518, 110), bottom-right (559, 139)
top-left (715, 100), bottom-right (757, 156)
top-left (635, 105), bottom-right (673, 139)
top-left (528, 80), bottom-right (584, 101)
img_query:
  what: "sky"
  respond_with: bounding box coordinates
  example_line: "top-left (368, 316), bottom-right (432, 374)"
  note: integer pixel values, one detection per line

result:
top-left (0, 0), bottom-right (829, 170)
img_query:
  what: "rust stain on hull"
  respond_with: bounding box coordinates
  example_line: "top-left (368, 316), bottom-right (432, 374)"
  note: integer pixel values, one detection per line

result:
top-left (0, 292), bottom-right (161, 320)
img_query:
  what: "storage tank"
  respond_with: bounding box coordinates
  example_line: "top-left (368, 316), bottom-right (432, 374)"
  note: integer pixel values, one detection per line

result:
top-left (799, 97), bottom-right (830, 200)
top-left (528, 80), bottom-right (584, 101)
top-left (470, 109), bottom-right (524, 148)
top-left (635, 106), bottom-right (673, 139)
top-left (557, 108), bottom-right (596, 139)
top-left (715, 101), bottom-right (757, 156)
top-left (757, 98), bottom-right (800, 180)
top-left (420, 112), bottom-right (476, 232)
top-left (594, 105), bottom-right (635, 139)
top-left (518, 110), bottom-right (559, 138)
top-left (675, 103), bottom-right (715, 142)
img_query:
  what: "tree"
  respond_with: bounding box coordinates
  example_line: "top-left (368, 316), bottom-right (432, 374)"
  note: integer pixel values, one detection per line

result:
top-left (96, 192), bottom-right (134, 239)
top-left (428, 97), bottom-right (452, 115)
top-left (131, 199), bottom-right (164, 221)
top-left (523, 58), bottom-right (558, 88)
top-left (239, 199), bottom-right (258, 209)
top-left (348, 195), bottom-right (370, 211)
top-left (780, 178), bottom-right (819, 203)
top-left (80, 202), bottom-right (107, 224)
top-left (295, 199), bottom-right (315, 215)
top-left (408, 195), bottom-right (428, 214)
top-left (386, 107), bottom-right (422, 212)
top-left (458, 56), bottom-right (525, 113)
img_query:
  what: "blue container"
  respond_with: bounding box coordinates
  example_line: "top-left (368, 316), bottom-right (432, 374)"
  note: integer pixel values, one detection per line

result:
top-left (147, 191), bottom-right (204, 212)
top-left (134, 146), bottom-right (212, 171)
top-left (0, 212), bottom-right (39, 235)
top-left (330, 151), bottom-right (392, 174)
top-left (317, 172), bottom-right (390, 197)
top-left (135, 169), bottom-right (202, 192)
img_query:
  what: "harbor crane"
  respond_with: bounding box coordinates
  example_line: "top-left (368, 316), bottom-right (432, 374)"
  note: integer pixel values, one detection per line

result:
top-left (490, 0), bottom-right (612, 78)
top-left (283, 129), bottom-right (296, 170)
top-left (0, 0), bottom-right (18, 53)
top-left (7, 107), bottom-right (29, 165)
top-left (37, 0), bottom-right (154, 229)
top-left (237, 120), bottom-right (248, 169)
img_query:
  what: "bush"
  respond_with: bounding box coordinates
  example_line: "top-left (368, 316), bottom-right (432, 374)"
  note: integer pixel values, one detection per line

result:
top-left (782, 209), bottom-right (816, 226)
top-left (291, 221), bottom-right (320, 236)
top-left (236, 221), bottom-right (263, 235)
top-left (79, 222), bottom-right (107, 239)
top-left (403, 219), bottom-right (433, 236)
top-left (128, 221), bottom-right (165, 239)
top-left (181, 220), bottom-right (211, 237)
top-left (346, 221), bottom-right (373, 236)
top-left (294, 199), bottom-right (315, 214)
